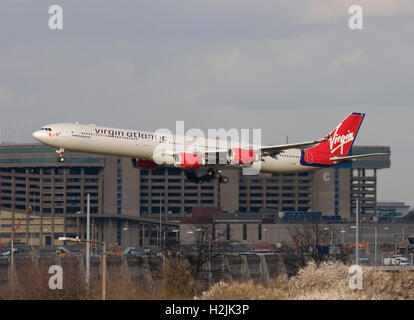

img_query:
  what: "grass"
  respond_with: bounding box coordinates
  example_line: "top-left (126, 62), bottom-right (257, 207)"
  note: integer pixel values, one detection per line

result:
top-left (2, 258), bottom-right (414, 300)
top-left (1, 256), bottom-right (196, 300)
top-left (197, 260), bottom-right (414, 300)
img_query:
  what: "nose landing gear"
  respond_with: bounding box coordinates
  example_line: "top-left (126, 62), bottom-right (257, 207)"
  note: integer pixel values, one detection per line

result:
top-left (56, 148), bottom-right (65, 163)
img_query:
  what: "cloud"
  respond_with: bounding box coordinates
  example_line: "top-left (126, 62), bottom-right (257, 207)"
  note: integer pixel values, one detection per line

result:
top-left (308, 0), bottom-right (414, 24)
top-left (0, 88), bottom-right (13, 105)
top-left (330, 48), bottom-right (366, 69)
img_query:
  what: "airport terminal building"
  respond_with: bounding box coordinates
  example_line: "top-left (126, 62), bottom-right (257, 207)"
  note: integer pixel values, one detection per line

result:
top-left (0, 143), bottom-right (390, 247)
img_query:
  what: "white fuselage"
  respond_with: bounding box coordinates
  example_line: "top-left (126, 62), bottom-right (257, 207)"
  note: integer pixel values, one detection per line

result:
top-left (32, 123), bottom-right (316, 174)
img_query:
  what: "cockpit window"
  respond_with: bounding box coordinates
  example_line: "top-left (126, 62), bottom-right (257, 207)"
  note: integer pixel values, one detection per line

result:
top-left (41, 128), bottom-right (52, 131)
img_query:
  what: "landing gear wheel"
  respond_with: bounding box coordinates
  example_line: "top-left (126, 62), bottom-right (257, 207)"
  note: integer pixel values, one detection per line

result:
top-left (56, 148), bottom-right (65, 163)
top-left (213, 171), bottom-right (222, 179)
top-left (219, 176), bottom-right (229, 184)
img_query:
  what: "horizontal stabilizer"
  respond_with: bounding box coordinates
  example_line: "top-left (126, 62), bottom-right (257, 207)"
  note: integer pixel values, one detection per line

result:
top-left (330, 153), bottom-right (388, 164)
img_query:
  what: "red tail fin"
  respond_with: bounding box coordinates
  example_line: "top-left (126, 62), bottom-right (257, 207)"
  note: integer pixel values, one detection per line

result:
top-left (303, 113), bottom-right (365, 165)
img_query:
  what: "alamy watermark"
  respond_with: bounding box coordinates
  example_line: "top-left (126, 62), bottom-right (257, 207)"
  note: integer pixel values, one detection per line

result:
top-left (348, 265), bottom-right (363, 290)
top-left (151, 121), bottom-right (262, 175)
top-left (348, 5), bottom-right (363, 30)
top-left (48, 265), bottom-right (63, 290)
top-left (48, 5), bottom-right (63, 30)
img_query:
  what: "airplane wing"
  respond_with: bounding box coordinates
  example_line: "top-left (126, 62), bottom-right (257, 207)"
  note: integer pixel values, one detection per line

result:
top-left (161, 134), bottom-right (333, 159)
top-left (330, 153), bottom-right (389, 164)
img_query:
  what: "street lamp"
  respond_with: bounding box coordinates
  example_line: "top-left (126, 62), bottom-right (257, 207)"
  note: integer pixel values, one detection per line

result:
top-left (59, 236), bottom-right (107, 300)
top-left (350, 225), bottom-right (358, 264)
top-left (120, 226), bottom-right (129, 249)
top-left (324, 227), bottom-right (333, 249)
top-left (189, 227), bottom-right (212, 287)
top-left (76, 211), bottom-right (82, 239)
top-left (159, 192), bottom-right (163, 249)
top-left (172, 229), bottom-right (179, 249)
top-left (340, 230), bottom-right (346, 245)
top-left (374, 227), bottom-right (378, 266)
top-left (381, 226), bottom-right (389, 265)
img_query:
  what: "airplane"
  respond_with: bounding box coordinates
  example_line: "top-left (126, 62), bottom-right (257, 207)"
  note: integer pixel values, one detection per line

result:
top-left (32, 113), bottom-right (387, 184)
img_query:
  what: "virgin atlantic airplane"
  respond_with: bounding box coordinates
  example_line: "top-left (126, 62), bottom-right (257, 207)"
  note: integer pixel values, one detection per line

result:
top-left (32, 113), bottom-right (386, 183)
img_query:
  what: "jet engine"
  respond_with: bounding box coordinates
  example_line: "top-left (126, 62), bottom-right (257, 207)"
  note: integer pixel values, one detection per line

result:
top-left (227, 148), bottom-right (258, 165)
top-left (173, 153), bottom-right (204, 168)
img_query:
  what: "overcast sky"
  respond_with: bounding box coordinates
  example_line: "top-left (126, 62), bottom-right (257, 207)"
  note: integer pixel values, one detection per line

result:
top-left (0, 1), bottom-right (413, 207)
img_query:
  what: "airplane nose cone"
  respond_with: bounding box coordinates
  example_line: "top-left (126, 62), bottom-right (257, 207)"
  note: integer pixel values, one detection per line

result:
top-left (32, 130), bottom-right (42, 141)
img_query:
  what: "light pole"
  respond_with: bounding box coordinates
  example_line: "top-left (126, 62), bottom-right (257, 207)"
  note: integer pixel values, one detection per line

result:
top-left (374, 227), bottom-right (378, 266)
top-left (403, 224), bottom-right (409, 256)
top-left (340, 230), bottom-right (346, 245)
top-left (122, 226), bottom-right (128, 249)
top-left (11, 234), bottom-right (14, 291)
top-left (102, 241), bottom-right (106, 300)
top-left (323, 227), bottom-right (333, 245)
top-left (350, 225), bottom-right (357, 264)
top-left (172, 229), bottom-right (179, 250)
top-left (189, 228), bottom-right (212, 287)
top-left (208, 236), bottom-right (212, 288)
top-left (59, 236), bottom-right (107, 300)
top-left (159, 192), bottom-right (162, 249)
top-left (32, 192), bottom-right (35, 249)
top-left (383, 226), bottom-right (389, 264)
top-left (86, 194), bottom-right (90, 294)
top-left (76, 210), bottom-right (82, 239)
top-left (356, 198), bottom-right (359, 265)
top-left (355, 197), bottom-right (359, 265)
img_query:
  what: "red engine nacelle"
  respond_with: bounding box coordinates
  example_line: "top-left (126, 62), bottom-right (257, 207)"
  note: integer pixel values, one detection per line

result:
top-left (131, 158), bottom-right (159, 170)
top-left (227, 148), bottom-right (257, 165)
top-left (173, 153), bottom-right (204, 168)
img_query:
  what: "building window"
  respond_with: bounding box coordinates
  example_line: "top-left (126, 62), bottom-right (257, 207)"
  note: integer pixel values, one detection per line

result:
top-left (243, 224), bottom-right (247, 241)
top-left (167, 167), bottom-right (182, 175)
top-left (334, 168), bottom-right (339, 216)
top-left (117, 220), bottom-right (122, 245)
top-left (258, 224), bottom-right (262, 241)
top-left (226, 224), bottom-right (230, 241)
top-left (117, 158), bottom-right (122, 214)
top-left (152, 167), bottom-right (166, 175)
top-left (167, 207), bottom-right (181, 214)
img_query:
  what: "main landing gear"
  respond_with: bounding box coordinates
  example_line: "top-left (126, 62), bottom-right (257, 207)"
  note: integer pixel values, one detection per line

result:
top-left (56, 148), bottom-right (65, 163)
top-left (185, 169), bottom-right (229, 184)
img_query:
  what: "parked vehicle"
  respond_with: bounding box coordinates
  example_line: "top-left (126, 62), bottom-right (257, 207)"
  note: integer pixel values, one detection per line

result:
top-left (1, 247), bottom-right (19, 257)
top-left (384, 255), bottom-right (409, 266)
top-left (56, 246), bottom-right (70, 256)
top-left (122, 246), bottom-right (145, 256)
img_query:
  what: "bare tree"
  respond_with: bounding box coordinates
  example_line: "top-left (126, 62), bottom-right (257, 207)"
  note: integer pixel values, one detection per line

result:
top-left (281, 223), bottom-right (351, 274)
top-left (179, 224), bottom-right (229, 284)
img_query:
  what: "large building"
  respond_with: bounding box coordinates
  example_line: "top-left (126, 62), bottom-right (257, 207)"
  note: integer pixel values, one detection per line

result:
top-left (0, 144), bottom-right (154, 248)
top-left (377, 202), bottom-right (411, 221)
top-left (0, 143), bottom-right (390, 248)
